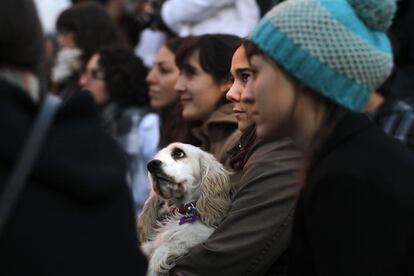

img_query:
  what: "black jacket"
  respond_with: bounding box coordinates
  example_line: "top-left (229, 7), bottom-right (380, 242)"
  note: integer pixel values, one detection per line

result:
top-left (289, 112), bottom-right (414, 276)
top-left (0, 80), bottom-right (147, 275)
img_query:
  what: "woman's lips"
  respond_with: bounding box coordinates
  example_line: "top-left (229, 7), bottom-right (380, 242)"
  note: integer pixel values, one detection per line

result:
top-left (233, 108), bottom-right (245, 114)
top-left (180, 96), bottom-right (192, 103)
top-left (148, 88), bottom-right (158, 97)
top-left (233, 109), bottom-right (246, 120)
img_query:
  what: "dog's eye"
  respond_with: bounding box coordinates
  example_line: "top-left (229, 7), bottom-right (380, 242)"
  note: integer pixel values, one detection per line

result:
top-left (172, 147), bottom-right (186, 159)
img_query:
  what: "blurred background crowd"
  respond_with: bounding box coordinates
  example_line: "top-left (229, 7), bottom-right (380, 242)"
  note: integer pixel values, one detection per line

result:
top-left (1, 0), bottom-right (414, 275)
top-left (30, 0), bottom-right (414, 215)
top-left (32, 0), bottom-right (269, 216)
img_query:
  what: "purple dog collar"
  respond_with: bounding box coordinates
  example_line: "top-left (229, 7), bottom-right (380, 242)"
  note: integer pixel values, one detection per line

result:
top-left (170, 202), bottom-right (197, 216)
top-left (179, 213), bottom-right (200, 225)
top-left (170, 202), bottom-right (200, 225)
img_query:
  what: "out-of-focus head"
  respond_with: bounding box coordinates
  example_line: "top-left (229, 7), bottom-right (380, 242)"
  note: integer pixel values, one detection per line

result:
top-left (56, 2), bottom-right (119, 63)
top-left (79, 53), bottom-right (108, 104)
top-left (94, 0), bottom-right (125, 19)
top-left (146, 37), bottom-right (185, 110)
top-left (226, 44), bottom-right (255, 132)
top-left (79, 47), bottom-right (149, 107)
top-left (0, 0), bottom-right (44, 73)
top-left (174, 34), bottom-right (242, 121)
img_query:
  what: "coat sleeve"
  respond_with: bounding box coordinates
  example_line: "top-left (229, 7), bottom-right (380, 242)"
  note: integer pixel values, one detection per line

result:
top-left (161, 0), bottom-right (237, 31)
top-left (300, 172), bottom-right (413, 275)
top-left (170, 139), bottom-right (303, 276)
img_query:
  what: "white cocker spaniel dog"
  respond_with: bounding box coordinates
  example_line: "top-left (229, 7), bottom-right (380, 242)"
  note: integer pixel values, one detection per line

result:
top-left (137, 142), bottom-right (232, 276)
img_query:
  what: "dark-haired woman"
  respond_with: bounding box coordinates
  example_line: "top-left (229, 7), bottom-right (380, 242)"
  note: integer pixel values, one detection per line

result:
top-left (171, 42), bottom-right (303, 276)
top-left (246, 0), bottom-right (414, 274)
top-left (174, 34), bottom-right (242, 165)
top-left (79, 47), bottom-right (159, 215)
top-left (53, 2), bottom-right (119, 100)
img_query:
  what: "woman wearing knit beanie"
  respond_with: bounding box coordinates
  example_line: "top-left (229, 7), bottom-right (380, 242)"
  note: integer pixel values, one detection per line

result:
top-left (246, 0), bottom-right (414, 275)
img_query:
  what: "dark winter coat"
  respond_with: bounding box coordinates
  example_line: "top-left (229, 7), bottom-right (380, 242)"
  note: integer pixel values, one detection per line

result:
top-left (0, 80), bottom-right (147, 276)
top-left (289, 112), bottom-right (414, 276)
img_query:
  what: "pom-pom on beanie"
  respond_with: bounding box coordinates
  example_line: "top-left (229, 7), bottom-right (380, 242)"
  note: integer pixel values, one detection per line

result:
top-left (249, 0), bottom-right (396, 112)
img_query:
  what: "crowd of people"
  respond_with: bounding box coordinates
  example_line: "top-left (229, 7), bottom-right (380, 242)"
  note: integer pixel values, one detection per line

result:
top-left (1, 0), bottom-right (414, 275)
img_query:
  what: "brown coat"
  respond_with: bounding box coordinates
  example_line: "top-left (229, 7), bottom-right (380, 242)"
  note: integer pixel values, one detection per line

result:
top-left (171, 128), bottom-right (303, 276)
top-left (192, 103), bottom-right (241, 166)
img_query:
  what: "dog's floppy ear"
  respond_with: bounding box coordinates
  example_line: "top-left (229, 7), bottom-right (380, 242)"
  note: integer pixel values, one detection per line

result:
top-left (196, 153), bottom-right (231, 228)
top-left (137, 192), bottom-right (164, 243)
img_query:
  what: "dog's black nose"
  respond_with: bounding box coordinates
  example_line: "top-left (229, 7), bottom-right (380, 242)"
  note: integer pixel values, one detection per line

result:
top-left (147, 159), bottom-right (162, 173)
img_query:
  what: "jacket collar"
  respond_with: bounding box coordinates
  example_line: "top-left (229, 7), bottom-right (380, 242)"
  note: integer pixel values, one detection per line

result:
top-left (227, 125), bottom-right (256, 170)
top-left (227, 125), bottom-right (256, 156)
top-left (193, 104), bottom-right (236, 134)
top-left (192, 103), bottom-right (238, 147)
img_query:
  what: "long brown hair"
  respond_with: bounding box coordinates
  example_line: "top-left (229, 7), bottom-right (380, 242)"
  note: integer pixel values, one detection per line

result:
top-left (158, 99), bottom-right (200, 148)
top-left (302, 91), bottom-right (348, 182)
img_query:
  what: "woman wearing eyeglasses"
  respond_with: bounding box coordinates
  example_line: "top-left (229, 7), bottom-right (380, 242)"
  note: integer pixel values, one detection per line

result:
top-left (53, 2), bottom-right (120, 100)
top-left (79, 47), bottom-right (159, 216)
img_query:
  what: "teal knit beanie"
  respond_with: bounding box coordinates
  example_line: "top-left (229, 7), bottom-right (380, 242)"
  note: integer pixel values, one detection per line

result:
top-left (249, 0), bottom-right (396, 112)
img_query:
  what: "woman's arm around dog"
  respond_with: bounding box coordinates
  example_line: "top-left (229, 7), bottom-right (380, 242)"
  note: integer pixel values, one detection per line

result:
top-left (170, 138), bottom-right (302, 276)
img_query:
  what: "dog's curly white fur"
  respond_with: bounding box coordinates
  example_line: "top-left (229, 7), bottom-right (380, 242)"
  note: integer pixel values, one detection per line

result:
top-left (137, 142), bottom-right (231, 276)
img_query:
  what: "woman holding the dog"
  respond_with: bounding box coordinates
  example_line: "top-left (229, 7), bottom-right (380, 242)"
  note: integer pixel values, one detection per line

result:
top-left (170, 37), bottom-right (303, 275)
top-left (245, 0), bottom-right (414, 274)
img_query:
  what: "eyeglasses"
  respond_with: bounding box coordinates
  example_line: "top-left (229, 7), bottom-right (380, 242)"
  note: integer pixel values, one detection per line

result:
top-left (82, 68), bottom-right (105, 80)
top-left (90, 68), bottom-right (105, 80)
